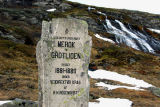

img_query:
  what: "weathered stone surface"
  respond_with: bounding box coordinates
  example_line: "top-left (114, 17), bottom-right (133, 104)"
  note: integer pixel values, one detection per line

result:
top-left (0, 98), bottom-right (38, 107)
top-left (36, 18), bottom-right (92, 107)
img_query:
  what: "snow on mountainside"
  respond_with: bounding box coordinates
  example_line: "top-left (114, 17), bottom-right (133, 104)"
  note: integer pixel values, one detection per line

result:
top-left (89, 98), bottom-right (132, 107)
top-left (89, 70), bottom-right (153, 89)
top-left (95, 34), bottom-right (115, 44)
top-left (88, 69), bottom-right (156, 106)
top-left (149, 28), bottom-right (160, 34)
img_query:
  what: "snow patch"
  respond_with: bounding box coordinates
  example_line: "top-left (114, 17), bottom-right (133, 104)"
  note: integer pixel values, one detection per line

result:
top-left (96, 82), bottom-right (144, 90)
top-left (89, 69), bottom-right (153, 88)
top-left (47, 8), bottom-right (56, 12)
top-left (95, 34), bottom-right (115, 44)
top-left (0, 101), bottom-right (12, 105)
top-left (88, 7), bottom-right (95, 11)
top-left (148, 28), bottom-right (160, 34)
top-left (89, 98), bottom-right (132, 107)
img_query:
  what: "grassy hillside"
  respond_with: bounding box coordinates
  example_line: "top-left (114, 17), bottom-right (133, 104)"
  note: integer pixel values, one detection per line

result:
top-left (0, 40), bottom-right (38, 100)
top-left (0, 1), bottom-right (160, 106)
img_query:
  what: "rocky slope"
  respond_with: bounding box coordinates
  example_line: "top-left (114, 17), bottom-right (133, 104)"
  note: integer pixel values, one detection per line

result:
top-left (0, 0), bottom-right (160, 107)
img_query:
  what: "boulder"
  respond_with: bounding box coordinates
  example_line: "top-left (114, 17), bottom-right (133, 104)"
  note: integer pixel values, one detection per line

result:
top-left (148, 87), bottom-right (160, 97)
top-left (129, 58), bottom-right (136, 64)
top-left (59, 3), bottom-right (72, 11)
top-left (19, 15), bottom-right (26, 21)
top-left (0, 98), bottom-right (38, 107)
top-left (2, 12), bottom-right (10, 18)
top-left (0, 26), bottom-right (25, 44)
top-left (27, 17), bottom-right (38, 25)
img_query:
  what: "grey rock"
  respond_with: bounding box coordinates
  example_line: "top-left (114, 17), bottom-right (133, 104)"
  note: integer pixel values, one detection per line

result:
top-left (2, 12), bottom-right (10, 18)
top-left (75, 16), bottom-right (105, 33)
top-left (129, 58), bottom-right (136, 64)
top-left (28, 17), bottom-right (38, 25)
top-left (59, 3), bottom-right (72, 11)
top-left (0, 26), bottom-right (25, 44)
top-left (0, 32), bottom-right (16, 41)
top-left (1, 34), bottom-right (25, 44)
top-left (32, 2), bottom-right (48, 7)
top-left (0, 31), bottom-right (3, 35)
top-left (52, 0), bottom-right (61, 5)
top-left (148, 87), bottom-right (160, 97)
top-left (19, 15), bottom-right (26, 21)
top-left (0, 98), bottom-right (38, 107)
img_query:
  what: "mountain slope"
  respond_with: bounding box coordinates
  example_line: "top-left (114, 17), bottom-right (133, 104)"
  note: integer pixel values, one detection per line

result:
top-left (0, 1), bottom-right (160, 107)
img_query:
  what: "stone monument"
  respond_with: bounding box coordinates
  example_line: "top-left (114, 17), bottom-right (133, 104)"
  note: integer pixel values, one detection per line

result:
top-left (36, 18), bottom-right (92, 107)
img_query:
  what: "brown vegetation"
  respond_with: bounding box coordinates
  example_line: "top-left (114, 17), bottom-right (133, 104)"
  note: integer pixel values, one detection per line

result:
top-left (0, 40), bottom-right (38, 100)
